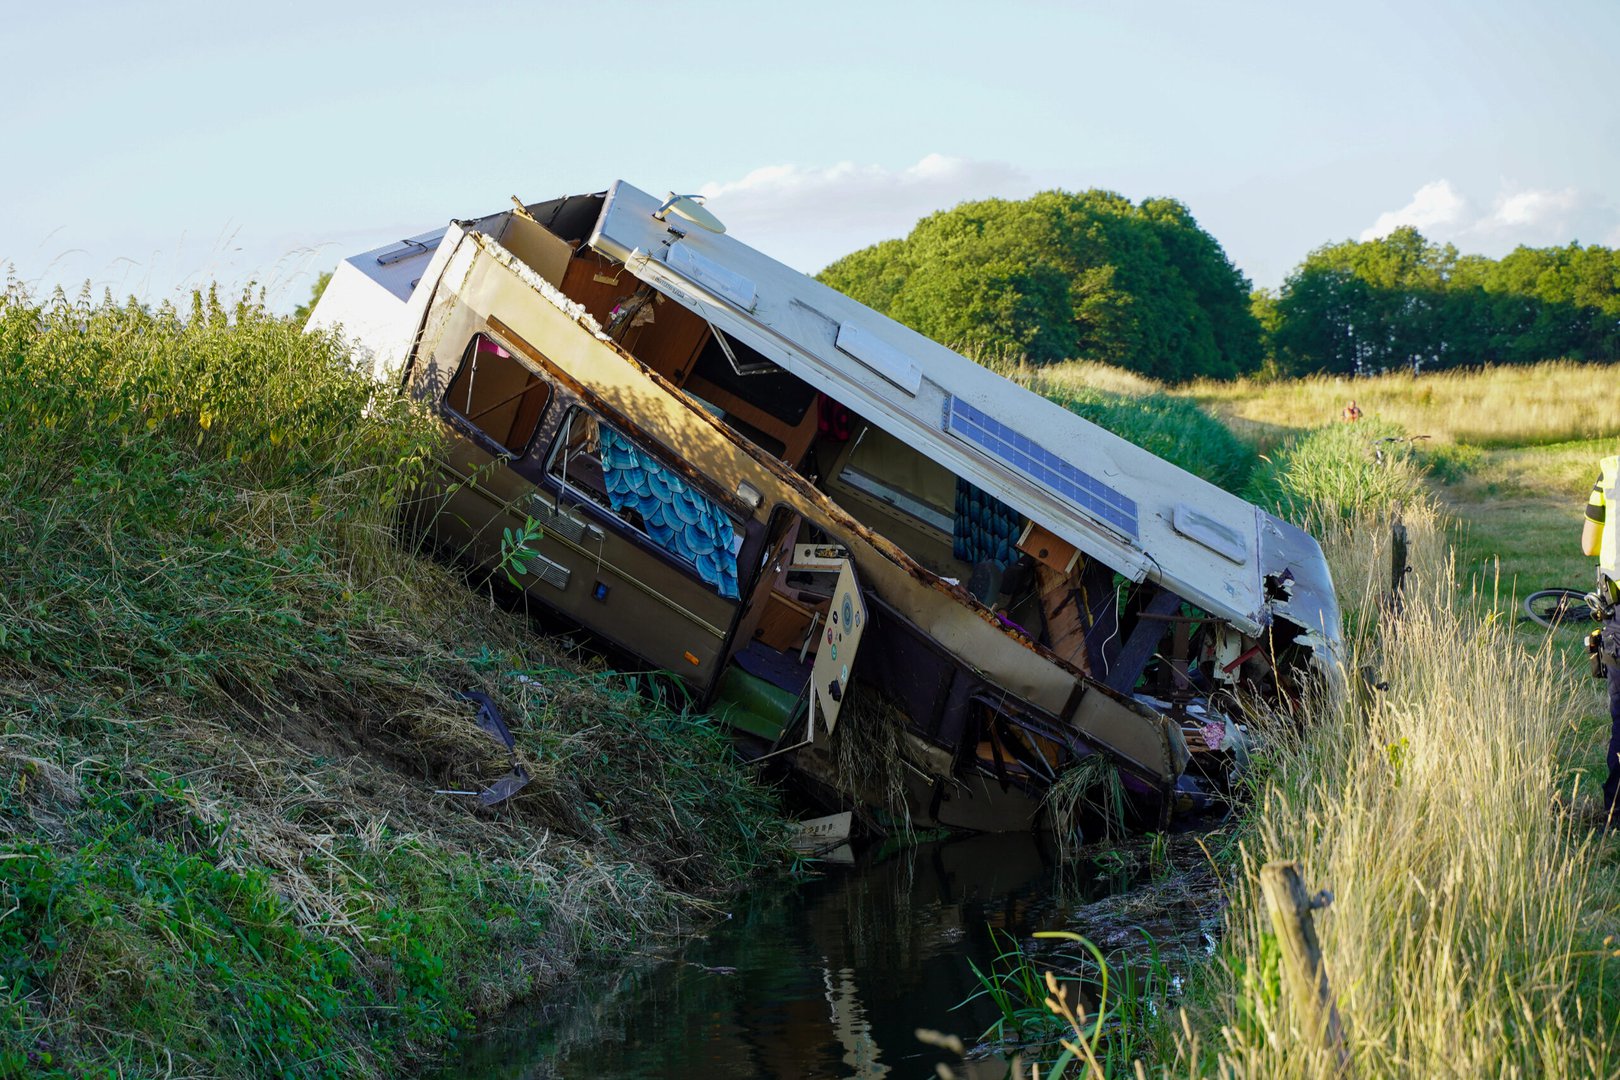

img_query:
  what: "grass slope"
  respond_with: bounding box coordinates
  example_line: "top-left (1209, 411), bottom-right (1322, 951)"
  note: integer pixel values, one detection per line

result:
top-left (0, 291), bottom-right (785, 1077)
top-left (1177, 363), bottom-right (1620, 1076)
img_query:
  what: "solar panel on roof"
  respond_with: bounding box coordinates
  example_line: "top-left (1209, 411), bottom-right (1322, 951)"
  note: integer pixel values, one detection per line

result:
top-left (943, 397), bottom-right (1139, 539)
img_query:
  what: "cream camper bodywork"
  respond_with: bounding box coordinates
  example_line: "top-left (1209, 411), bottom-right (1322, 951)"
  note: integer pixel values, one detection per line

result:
top-left (310, 183), bottom-right (1342, 832)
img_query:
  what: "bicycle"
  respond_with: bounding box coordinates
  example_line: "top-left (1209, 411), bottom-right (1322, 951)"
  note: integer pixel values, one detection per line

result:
top-left (1372, 433), bottom-right (1431, 466)
top-left (1522, 588), bottom-right (1599, 628)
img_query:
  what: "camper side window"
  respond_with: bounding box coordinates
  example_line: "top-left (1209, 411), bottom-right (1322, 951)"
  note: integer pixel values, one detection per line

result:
top-left (836, 425), bottom-right (955, 536)
top-left (547, 409), bottom-right (742, 599)
top-left (443, 333), bottom-right (553, 455)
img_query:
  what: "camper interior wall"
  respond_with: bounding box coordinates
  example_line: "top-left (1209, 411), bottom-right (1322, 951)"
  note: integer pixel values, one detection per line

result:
top-left (819, 422), bottom-right (965, 579)
top-left (495, 214), bottom-right (573, 287)
top-left (482, 211), bottom-right (1041, 616)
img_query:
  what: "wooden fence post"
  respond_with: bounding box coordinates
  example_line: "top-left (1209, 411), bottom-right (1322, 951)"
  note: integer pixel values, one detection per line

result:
top-left (1387, 509), bottom-right (1409, 614)
top-left (1260, 861), bottom-right (1352, 1076)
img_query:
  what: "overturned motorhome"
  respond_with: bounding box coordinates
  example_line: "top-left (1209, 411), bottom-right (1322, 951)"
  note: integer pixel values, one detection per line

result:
top-left (308, 183), bottom-right (1342, 833)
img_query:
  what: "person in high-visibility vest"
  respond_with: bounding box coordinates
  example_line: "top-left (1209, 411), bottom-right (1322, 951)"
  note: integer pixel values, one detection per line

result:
top-left (1581, 453), bottom-right (1620, 827)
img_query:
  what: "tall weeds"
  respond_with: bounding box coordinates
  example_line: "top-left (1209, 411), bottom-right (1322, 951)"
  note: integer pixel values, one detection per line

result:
top-left (1181, 503), bottom-right (1619, 1077)
top-left (1185, 360), bottom-right (1620, 449)
top-left (1243, 420), bottom-right (1428, 526)
top-left (0, 288), bottom-right (784, 1076)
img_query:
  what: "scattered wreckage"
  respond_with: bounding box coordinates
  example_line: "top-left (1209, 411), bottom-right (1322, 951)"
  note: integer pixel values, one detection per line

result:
top-left (308, 183), bottom-right (1342, 833)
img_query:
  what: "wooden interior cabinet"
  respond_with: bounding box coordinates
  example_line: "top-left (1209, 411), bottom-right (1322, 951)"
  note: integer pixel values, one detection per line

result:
top-left (753, 590), bottom-right (826, 654)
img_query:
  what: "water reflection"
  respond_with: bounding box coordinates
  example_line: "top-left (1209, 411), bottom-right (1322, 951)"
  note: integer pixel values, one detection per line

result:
top-left (437, 833), bottom-right (1138, 1080)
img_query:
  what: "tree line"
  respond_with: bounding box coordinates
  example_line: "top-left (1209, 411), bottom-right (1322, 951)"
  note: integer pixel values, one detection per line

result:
top-left (1259, 227), bottom-right (1620, 375)
top-left (817, 193), bottom-right (1620, 381)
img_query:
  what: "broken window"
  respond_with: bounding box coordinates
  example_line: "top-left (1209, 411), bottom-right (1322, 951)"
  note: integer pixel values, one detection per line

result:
top-left (443, 333), bottom-right (553, 454)
top-left (835, 425), bottom-right (956, 536)
top-left (546, 408), bottom-right (743, 598)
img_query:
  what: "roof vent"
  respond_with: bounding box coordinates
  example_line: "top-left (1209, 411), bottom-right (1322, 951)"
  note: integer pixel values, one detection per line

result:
top-left (1172, 504), bottom-right (1248, 564)
top-left (834, 322), bottom-right (922, 395)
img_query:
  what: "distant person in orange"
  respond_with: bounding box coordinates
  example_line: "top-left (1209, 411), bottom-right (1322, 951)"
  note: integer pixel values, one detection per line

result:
top-left (1341, 399), bottom-right (1363, 422)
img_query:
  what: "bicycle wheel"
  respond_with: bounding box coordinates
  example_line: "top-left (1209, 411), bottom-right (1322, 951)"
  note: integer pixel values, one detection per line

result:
top-left (1524, 588), bottom-right (1592, 628)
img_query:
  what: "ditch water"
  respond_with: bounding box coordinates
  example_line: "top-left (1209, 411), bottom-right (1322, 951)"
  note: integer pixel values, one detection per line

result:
top-left (434, 831), bottom-right (1222, 1080)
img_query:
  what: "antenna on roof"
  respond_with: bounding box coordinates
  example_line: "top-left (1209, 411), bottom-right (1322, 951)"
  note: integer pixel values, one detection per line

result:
top-left (652, 193), bottom-right (726, 234)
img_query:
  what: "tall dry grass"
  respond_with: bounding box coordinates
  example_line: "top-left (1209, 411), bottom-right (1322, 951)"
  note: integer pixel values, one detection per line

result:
top-left (1178, 504), bottom-right (1619, 1077)
top-left (1184, 360), bottom-right (1620, 449)
top-left (1007, 358), bottom-right (1169, 399)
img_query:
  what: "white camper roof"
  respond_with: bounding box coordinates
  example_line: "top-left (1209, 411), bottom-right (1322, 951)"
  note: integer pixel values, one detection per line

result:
top-left (586, 181), bottom-right (1317, 638)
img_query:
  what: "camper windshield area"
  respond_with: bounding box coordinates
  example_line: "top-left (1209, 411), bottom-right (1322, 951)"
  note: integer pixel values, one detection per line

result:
top-left (546, 408), bottom-right (743, 600)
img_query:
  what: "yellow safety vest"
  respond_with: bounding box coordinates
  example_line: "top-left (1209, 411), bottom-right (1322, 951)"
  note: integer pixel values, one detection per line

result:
top-left (1600, 456), bottom-right (1620, 587)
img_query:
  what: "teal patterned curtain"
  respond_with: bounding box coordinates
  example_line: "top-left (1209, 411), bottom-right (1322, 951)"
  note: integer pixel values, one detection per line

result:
top-left (952, 478), bottom-right (1024, 569)
top-left (598, 426), bottom-right (740, 599)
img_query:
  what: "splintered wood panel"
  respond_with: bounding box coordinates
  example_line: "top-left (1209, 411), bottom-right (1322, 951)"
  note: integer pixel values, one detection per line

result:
top-left (1036, 563), bottom-right (1091, 675)
top-left (498, 215), bottom-right (573, 287)
top-left (555, 257), bottom-right (709, 385)
top-left (619, 297), bottom-right (709, 383)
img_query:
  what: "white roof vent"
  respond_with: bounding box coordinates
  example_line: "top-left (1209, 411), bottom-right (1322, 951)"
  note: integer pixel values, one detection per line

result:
top-left (834, 322), bottom-right (922, 396)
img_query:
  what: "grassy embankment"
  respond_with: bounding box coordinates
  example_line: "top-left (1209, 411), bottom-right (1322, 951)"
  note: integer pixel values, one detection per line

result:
top-left (0, 291), bottom-right (787, 1077)
top-left (988, 359), bottom-right (1620, 1076)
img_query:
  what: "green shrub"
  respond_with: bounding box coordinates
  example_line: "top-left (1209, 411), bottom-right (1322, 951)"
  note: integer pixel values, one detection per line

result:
top-left (1030, 377), bottom-right (1255, 493)
top-left (1243, 419), bottom-right (1428, 526)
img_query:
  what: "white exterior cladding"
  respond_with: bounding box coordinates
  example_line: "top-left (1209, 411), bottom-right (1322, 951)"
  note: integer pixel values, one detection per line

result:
top-left (587, 181), bottom-right (1330, 641)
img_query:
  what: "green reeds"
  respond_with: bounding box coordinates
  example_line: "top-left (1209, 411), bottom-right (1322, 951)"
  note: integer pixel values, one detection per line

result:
top-left (1044, 754), bottom-right (1129, 862)
top-left (829, 684), bottom-right (914, 837)
top-left (1181, 504), bottom-right (1620, 1077)
top-left (961, 927), bottom-right (1179, 1078)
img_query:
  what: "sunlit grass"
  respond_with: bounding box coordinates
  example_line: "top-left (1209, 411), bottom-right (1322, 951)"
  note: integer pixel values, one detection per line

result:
top-left (990, 357), bottom-right (1620, 1077)
top-left (1177, 504), bottom-right (1620, 1077)
top-left (0, 288), bottom-right (785, 1076)
top-left (1181, 360), bottom-right (1620, 451)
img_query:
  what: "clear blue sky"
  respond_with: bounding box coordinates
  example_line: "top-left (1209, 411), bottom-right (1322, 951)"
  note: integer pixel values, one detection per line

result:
top-left (5, 0), bottom-right (1616, 312)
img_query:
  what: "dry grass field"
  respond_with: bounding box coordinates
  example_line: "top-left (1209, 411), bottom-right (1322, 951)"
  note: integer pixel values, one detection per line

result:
top-left (1183, 360), bottom-right (1620, 451)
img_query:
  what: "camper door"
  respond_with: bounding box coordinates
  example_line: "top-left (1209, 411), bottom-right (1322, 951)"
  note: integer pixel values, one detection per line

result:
top-left (811, 557), bottom-right (868, 735)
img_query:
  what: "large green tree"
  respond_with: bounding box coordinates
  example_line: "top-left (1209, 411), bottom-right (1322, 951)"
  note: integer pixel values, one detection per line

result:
top-left (1271, 228), bottom-right (1620, 375)
top-left (818, 190), bottom-right (1263, 382)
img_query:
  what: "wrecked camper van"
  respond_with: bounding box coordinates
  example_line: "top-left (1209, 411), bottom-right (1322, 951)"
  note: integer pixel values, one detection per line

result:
top-left (307, 182), bottom-right (1342, 833)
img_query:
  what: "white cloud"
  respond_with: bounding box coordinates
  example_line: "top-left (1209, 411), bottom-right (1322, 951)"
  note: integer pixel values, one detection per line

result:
top-left (1476, 186), bottom-right (1579, 232)
top-left (1359, 180), bottom-right (1467, 241)
top-left (694, 154), bottom-right (1030, 272)
top-left (1360, 180), bottom-right (1617, 253)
